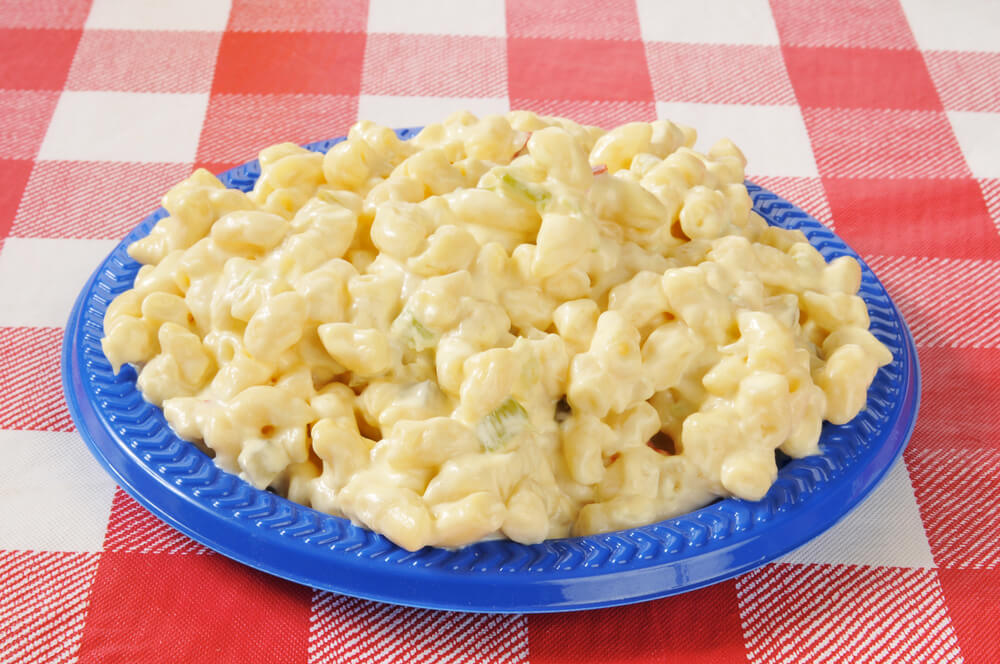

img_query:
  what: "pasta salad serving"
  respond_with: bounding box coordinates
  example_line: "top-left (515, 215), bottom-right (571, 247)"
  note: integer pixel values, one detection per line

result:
top-left (101, 111), bottom-right (892, 551)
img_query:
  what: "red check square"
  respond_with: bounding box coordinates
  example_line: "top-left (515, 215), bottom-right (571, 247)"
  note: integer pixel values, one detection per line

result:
top-left (0, 28), bottom-right (80, 90)
top-left (229, 0), bottom-right (369, 32)
top-left (802, 108), bottom-right (969, 178)
top-left (362, 34), bottom-right (507, 98)
top-left (937, 569), bottom-right (1000, 663)
top-left (0, 0), bottom-right (90, 29)
top-left (0, 158), bottom-right (32, 239)
top-left (77, 552), bottom-right (312, 663)
top-left (507, 37), bottom-right (653, 103)
top-left (784, 46), bottom-right (941, 111)
top-left (103, 489), bottom-right (209, 554)
top-left (982, 178), bottom-right (1000, 237)
top-left (197, 93), bottom-right (358, 164)
top-left (737, 565), bottom-right (960, 662)
top-left (11, 161), bottom-right (190, 239)
top-left (905, 347), bottom-right (1000, 453)
top-left (769, 0), bottom-right (917, 49)
top-left (213, 31), bottom-right (366, 95)
top-left (0, 550), bottom-right (100, 663)
top-left (310, 593), bottom-right (528, 663)
top-left (925, 50), bottom-right (1000, 113)
top-left (529, 580), bottom-right (746, 663)
top-left (0, 90), bottom-right (60, 159)
top-left (647, 43), bottom-right (794, 106)
top-left (750, 176), bottom-right (833, 228)
top-left (506, 0), bottom-right (640, 40)
top-left (823, 177), bottom-right (1000, 259)
top-left (195, 160), bottom-right (245, 177)
top-left (0, 327), bottom-right (72, 432)
top-left (66, 30), bottom-right (221, 94)
top-left (908, 447), bottom-right (1000, 569)
top-left (508, 98), bottom-right (655, 128)
top-left (864, 256), bottom-right (1000, 349)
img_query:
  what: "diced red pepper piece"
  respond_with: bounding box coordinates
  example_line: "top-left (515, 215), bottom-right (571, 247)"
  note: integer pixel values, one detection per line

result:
top-left (512, 131), bottom-right (532, 159)
top-left (647, 432), bottom-right (676, 455)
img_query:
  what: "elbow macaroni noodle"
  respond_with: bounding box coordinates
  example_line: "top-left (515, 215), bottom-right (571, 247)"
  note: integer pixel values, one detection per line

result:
top-left (102, 111), bottom-right (892, 551)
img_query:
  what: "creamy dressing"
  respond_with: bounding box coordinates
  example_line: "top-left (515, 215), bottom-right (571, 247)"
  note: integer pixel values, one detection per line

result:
top-left (102, 112), bottom-right (892, 551)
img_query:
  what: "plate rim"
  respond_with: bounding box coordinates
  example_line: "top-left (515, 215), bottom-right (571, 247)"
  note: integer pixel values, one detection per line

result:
top-left (61, 131), bottom-right (921, 613)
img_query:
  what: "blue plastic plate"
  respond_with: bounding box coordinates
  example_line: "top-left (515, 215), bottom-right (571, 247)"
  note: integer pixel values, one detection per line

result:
top-left (62, 129), bottom-right (919, 613)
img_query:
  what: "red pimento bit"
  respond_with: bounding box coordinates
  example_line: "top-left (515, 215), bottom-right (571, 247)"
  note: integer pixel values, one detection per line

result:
top-left (646, 440), bottom-right (670, 455)
top-left (646, 432), bottom-right (676, 456)
top-left (512, 131), bottom-right (531, 159)
top-left (591, 164), bottom-right (608, 176)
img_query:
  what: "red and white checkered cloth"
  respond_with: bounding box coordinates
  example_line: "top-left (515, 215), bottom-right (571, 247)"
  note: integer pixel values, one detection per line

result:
top-left (2, 0), bottom-right (998, 661)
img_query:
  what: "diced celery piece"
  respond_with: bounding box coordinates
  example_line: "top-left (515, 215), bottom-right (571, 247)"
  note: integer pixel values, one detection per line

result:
top-left (391, 310), bottom-right (436, 352)
top-left (476, 397), bottom-right (530, 451)
top-left (500, 172), bottom-right (551, 206)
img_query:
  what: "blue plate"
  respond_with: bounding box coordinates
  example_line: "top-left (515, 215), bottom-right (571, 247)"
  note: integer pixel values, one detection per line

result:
top-left (62, 129), bottom-right (919, 613)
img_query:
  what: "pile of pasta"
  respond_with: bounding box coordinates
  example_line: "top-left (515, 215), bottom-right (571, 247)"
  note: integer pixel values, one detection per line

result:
top-left (102, 111), bottom-right (892, 551)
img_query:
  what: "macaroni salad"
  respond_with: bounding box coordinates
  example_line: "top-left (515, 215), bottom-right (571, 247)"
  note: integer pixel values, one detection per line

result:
top-left (102, 111), bottom-right (892, 551)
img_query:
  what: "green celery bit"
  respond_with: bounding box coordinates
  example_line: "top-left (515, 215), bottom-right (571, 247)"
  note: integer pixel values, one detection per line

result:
top-left (500, 172), bottom-right (551, 206)
top-left (410, 315), bottom-right (434, 343)
top-left (392, 310), bottom-right (436, 352)
top-left (477, 397), bottom-right (530, 451)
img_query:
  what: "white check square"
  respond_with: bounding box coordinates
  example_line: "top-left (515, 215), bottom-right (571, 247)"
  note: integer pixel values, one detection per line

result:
top-left (947, 111), bottom-right (1000, 179)
top-left (358, 95), bottom-right (509, 129)
top-left (367, 0), bottom-right (506, 36)
top-left (0, 430), bottom-right (117, 552)
top-left (39, 91), bottom-right (207, 163)
top-left (0, 238), bottom-right (117, 328)
top-left (637, 0), bottom-right (779, 45)
top-left (656, 102), bottom-right (818, 177)
top-left (86, 0), bottom-right (232, 31)
top-left (901, 0), bottom-right (1000, 52)
top-left (777, 457), bottom-right (935, 568)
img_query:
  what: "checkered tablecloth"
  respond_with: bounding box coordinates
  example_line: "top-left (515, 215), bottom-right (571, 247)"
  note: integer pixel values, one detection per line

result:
top-left (2, 0), bottom-right (999, 661)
